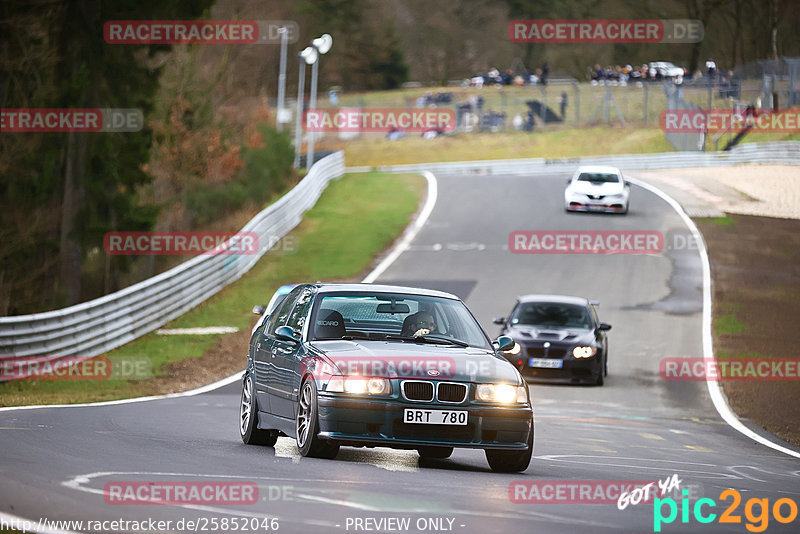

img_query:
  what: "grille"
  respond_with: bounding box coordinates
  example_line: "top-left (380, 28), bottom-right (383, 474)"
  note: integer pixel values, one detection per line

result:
top-left (526, 347), bottom-right (567, 359)
top-left (437, 382), bottom-right (467, 403)
top-left (402, 380), bottom-right (434, 401)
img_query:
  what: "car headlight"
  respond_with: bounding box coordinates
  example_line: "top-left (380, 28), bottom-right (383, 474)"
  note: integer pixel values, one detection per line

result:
top-left (327, 376), bottom-right (391, 395)
top-left (476, 384), bottom-right (528, 404)
top-left (572, 346), bottom-right (597, 358)
top-left (502, 342), bottom-right (522, 355)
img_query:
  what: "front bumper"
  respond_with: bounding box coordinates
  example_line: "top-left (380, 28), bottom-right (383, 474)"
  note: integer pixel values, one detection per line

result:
top-left (566, 200), bottom-right (627, 213)
top-left (503, 354), bottom-right (602, 384)
top-left (317, 394), bottom-right (533, 450)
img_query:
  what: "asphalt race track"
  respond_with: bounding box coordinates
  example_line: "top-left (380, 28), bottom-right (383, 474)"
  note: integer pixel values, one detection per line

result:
top-left (2, 172), bottom-right (800, 534)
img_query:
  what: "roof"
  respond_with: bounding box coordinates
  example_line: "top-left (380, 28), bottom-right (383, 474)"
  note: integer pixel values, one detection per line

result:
top-left (574, 165), bottom-right (621, 174)
top-left (313, 283), bottom-right (459, 300)
top-left (516, 294), bottom-right (592, 306)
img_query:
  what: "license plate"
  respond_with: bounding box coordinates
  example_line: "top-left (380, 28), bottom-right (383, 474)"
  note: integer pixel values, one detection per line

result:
top-left (529, 358), bottom-right (563, 368)
top-left (403, 408), bottom-right (468, 425)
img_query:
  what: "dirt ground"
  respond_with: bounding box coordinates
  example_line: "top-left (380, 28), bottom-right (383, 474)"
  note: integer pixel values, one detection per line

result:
top-left (672, 165), bottom-right (800, 219)
top-left (146, 325), bottom-right (254, 396)
top-left (697, 214), bottom-right (800, 447)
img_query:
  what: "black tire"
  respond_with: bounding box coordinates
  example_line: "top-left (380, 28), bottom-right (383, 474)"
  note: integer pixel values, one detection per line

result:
top-left (296, 379), bottom-right (340, 459)
top-left (604, 352), bottom-right (608, 377)
top-left (417, 446), bottom-right (454, 459)
top-left (595, 354), bottom-right (605, 385)
top-left (595, 368), bottom-right (604, 386)
top-left (485, 426), bottom-right (533, 473)
top-left (240, 373), bottom-right (279, 446)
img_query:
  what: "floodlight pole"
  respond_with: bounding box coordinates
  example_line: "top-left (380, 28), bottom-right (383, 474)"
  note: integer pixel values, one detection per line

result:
top-left (276, 27), bottom-right (288, 132)
top-left (307, 58), bottom-right (319, 169)
top-left (293, 56), bottom-right (306, 169)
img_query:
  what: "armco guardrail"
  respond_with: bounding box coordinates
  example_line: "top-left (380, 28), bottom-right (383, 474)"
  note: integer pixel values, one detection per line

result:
top-left (0, 152), bottom-right (345, 358)
top-left (347, 141), bottom-right (800, 176)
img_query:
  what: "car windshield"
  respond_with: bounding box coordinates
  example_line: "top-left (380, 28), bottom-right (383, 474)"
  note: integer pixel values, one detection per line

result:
top-left (310, 293), bottom-right (490, 349)
top-left (510, 302), bottom-right (593, 329)
top-left (577, 172), bottom-right (619, 183)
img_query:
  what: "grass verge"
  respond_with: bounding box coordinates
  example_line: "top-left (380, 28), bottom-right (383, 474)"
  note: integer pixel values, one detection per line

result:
top-left (332, 127), bottom-right (674, 167)
top-left (0, 172), bottom-right (425, 407)
top-left (697, 214), bottom-right (800, 447)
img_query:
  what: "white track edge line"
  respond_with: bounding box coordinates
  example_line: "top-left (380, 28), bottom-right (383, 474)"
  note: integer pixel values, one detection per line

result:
top-left (627, 175), bottom-right (800, 459)
top-left (361, 171), bottom-right (437, 283)
top-left (0, 371), bottom-right (244, 412)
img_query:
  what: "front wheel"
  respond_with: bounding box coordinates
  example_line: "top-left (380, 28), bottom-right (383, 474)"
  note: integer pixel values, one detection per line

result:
top-left (240, 373), bottom-right (278, 446)
top-left (485, 426), bottom-right (533, 473)
top-left (595, 367), bottom-right (605, 386)
top-left (296, 379), bottom-right (340, 459)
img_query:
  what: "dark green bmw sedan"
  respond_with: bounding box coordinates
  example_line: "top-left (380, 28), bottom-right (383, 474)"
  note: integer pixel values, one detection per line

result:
top-left (240, 283), bottom-right (534, 472)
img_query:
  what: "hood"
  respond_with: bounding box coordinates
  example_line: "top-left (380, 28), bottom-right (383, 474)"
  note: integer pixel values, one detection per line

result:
top-left (568, 180), bottom-right (625, 196)
top-left (309, 340), bottom-right (521, 384)
top-left (505, 325), bottom-right (594, 345)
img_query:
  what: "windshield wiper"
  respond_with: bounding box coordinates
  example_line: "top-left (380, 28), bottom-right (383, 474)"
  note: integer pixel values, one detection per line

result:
top-left (385, 334), bottom-right (469, 347)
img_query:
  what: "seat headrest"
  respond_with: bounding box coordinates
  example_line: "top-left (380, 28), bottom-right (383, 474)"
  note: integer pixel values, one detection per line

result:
top-left (314, 309), bottom-right (346, 339)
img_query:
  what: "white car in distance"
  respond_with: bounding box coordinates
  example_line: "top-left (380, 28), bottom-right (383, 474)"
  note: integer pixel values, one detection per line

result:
top-left (648, 61), bottom-right (684, 79)
top-left (564, 165), bottom-right (630, 214)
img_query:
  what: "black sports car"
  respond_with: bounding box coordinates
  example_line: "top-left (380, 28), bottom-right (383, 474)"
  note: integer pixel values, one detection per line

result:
top-left (494, 295), bottom-right (611, 385)
top-left (240, 283), bottom-right (534, 472)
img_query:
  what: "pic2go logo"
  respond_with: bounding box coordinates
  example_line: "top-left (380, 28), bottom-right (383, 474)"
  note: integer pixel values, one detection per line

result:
top-left (654, 488), bottom-right (798, 532)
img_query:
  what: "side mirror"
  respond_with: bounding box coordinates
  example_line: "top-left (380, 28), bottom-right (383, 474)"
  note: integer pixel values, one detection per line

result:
top-left (252, 304), bottom-right (266, 316)
top-left (275, 325), bottom-right (300, 343)
top-left (566, 178), bottom-right (572, 185)
top-left (492, 317), bottom-right (506, 325)
top-left (493, 335), bottom-right (515, 352)
top-left (597, 323), bottom-right (612, 331)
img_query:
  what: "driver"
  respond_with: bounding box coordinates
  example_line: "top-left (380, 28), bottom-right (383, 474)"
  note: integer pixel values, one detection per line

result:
top-left (403, 311), bottom-right (436, 337)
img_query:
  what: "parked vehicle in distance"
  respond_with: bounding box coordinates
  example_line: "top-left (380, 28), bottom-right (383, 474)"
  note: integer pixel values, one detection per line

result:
top-left (648, 61), bottom-right (684, 79)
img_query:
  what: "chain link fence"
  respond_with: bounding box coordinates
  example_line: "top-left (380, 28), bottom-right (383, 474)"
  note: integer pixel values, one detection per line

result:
top-left (289, 58), bottom-right (798, 153)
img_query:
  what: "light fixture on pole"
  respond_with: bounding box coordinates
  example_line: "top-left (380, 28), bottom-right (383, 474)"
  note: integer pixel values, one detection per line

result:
top-left (293, 46), bottom-right (317, 169)
top-left (275, 27), bottom-right (289, 132)
top-left (306, 33), bottom-right (332, 169)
